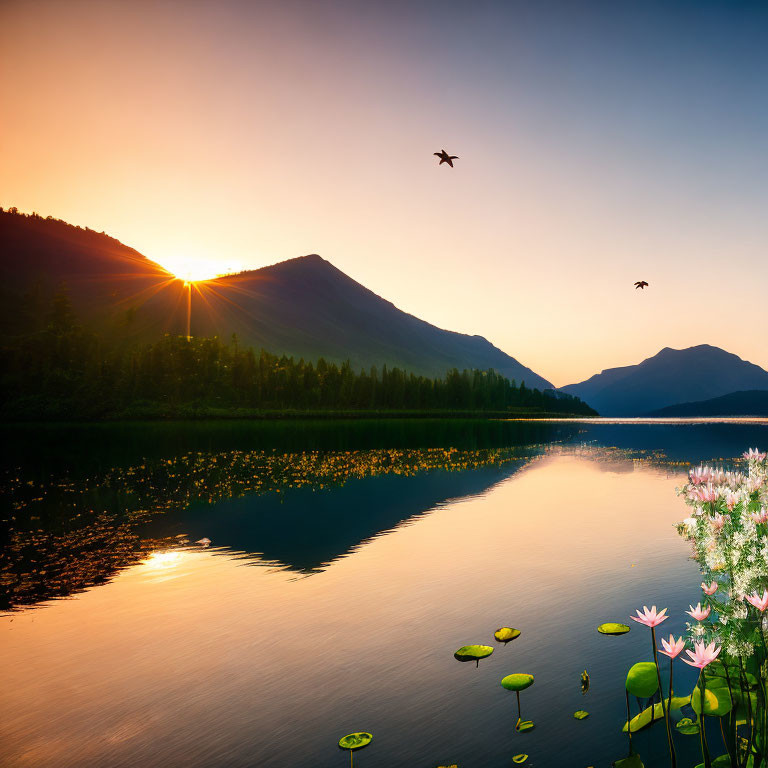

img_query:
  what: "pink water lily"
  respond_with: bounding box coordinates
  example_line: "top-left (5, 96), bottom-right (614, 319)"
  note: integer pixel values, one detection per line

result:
top-left (745, 590), bottom-right (768, 612)
top-left (689, 485), bottom-right (719, 503)
top-left (749, 509), bottom-right (768, 524)
top-left (686, 603), bottom-right (711, 622)
top-left (682, 640), bottom-right (721, 669)
top-left (659, 634), bottom-right (686, 659)
top-left (701, 581), bottom-right (718, 595)
top-left (710, 514), bottom-right (728, 532)
top-left (724, 493), bottom-right (739, 511)
top-left (631, 605), bottom-right (669, 627)
top-left (744, 448), bottom-right (767, 461)
top-left (689, 466), bottom-right (713, 485)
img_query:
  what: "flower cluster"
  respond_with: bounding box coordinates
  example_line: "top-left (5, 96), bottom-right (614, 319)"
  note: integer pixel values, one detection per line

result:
top-left (676, 448), bottom-right (768, 657)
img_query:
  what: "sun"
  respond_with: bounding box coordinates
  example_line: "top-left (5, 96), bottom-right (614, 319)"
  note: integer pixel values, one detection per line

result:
top-left (152, 251), bottom-right (235, 283)
top-left (171, 264), bottom-right (222, 283)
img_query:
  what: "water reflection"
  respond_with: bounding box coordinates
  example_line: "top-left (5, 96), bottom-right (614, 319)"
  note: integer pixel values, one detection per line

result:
top-left (3, 419), bottom-right (768, 768)
top-left (1, 445), bottom-right (539, 609)
top-left (1, 449), bottom-right (707, 768)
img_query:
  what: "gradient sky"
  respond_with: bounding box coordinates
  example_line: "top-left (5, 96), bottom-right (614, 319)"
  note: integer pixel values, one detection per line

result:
top-left (2, 0), bottom-right (768, 386)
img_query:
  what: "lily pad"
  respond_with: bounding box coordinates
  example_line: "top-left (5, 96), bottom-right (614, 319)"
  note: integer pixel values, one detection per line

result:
top-left (581, 669), bottom-right (590, 694)
top-left (516, 719), bottom-right (534, 732)
top-left (622, 697), bottom-right (691, 732)
top-left (454, 645), bottom-right (494, 663)
top-left (574, 710), bottom-right (589, 720)
top-left (598, 622), bottom-right (631, 636)
top-left (705, 661), bottom-right (758, 688)
top-left (512, 756), bottom-right (528, 764)
top-left (613, 753), bottom-right (644, 768)
top-left (625, 662), bottom-right (658, 698)
top-left (501, 673), bottom-right (535, 691)
top-left (694, 757), bottom-right (735, 768)
top-left (692, 684), bottom-right (733, 717)
top-left (494, 627), bottom-right (521, 643)
top-left (675, 717), bottom-right (700, 735)
top-left (338, 732), bottom-right (373, 751)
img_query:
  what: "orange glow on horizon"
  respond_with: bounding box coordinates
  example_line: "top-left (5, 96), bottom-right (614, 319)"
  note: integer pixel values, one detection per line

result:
top-left (4, 2), bottom-right (768, 385)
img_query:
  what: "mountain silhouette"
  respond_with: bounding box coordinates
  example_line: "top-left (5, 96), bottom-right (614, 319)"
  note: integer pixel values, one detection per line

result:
top-left (0, 210), bottom-right (552, 389)
top-left (562, 345), bottom-right (768, 416)
top-left (648, 390), bottom-right (768, 417)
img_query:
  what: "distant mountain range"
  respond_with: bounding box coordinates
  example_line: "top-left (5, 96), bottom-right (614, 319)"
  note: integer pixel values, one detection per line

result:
top-left (0, 210), bottom-right (552, 390)
top-left (562, 345), bottom-right (768, 416)
top-left (648, 390), bottom-right (768, 418)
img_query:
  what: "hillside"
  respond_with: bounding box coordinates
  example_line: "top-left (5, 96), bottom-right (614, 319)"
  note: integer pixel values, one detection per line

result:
top-left (0, 209), bottom-right (552, 389)
top-left (561, 345), bottom-right (768, 416)
top-left (648, 390), bottom-right (768, 417)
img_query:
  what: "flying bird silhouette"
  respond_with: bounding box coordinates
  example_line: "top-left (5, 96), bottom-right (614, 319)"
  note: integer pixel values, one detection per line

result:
top-left (634, 281), bottom-right (649, 290)
top-left (434, 149), bottom-right (458, 167)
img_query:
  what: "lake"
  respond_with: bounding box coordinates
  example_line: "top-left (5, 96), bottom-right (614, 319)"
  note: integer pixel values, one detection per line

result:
top-left (3, 418), bottom-right (768, 768)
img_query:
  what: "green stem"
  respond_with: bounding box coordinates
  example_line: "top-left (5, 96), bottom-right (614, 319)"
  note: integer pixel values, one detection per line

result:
top-left (722, 660), bottom-right (738, 768)
top-left (720, 719), bottom-right (732, 765)
top-left (652, 627), bottom-right (677, 768)
top-left (740, 658), bottom-right (755, 766)
top-left (626, 689), bottom-right (633, 754)
top-left (668, 660), bottom-right (674, 723)
top-left (699, 672), bottom-right (712, 768)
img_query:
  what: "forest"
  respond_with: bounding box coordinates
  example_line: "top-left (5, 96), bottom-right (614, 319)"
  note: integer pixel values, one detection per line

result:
top-left (0, 294), bottom-right (597, 419)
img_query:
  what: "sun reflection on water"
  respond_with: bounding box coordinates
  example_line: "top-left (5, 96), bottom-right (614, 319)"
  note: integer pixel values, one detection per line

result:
top-left (141, 551), bottom-right (184, 571)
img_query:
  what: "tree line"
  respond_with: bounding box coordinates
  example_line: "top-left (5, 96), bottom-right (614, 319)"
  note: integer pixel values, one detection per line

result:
top-left (0, 294), bottom-right (596, 419)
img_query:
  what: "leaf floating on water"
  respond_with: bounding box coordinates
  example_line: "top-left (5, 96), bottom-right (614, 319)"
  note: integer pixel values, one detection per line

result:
top-left (581, 669), bottom-right (590, 694)
top-left (512, 755), bottom-right (528, 764)
top-left (338, 733), bottom-right (373, 751)
top-left (675, 717), bottom-right (700, 735)
top-left (574, 710), bottom-right (589, 720)
top-left (454, 645), bottom-right (494, 663)
top-left (622, 697), bottom-right (691, 732)
top-left (613, 753), bottom-right (644, 768)
top-left (494, 627), bottom-right (521, 643)
top-left (625, 662), bottom-right (658, 698)
top-left (598, 623), bottom-right (631, 636)
top-left (501, 674), bottom-right (535, 691)
top-left (516, 719), bottom-right (535, 732)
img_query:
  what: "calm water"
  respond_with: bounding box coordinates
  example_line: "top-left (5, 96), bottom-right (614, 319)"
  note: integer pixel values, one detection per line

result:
top-left (3, 418), bottom-right (768, 767)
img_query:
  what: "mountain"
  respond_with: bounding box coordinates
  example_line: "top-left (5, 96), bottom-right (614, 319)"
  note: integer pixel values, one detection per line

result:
top-left (561, 345), bottom-right (768, 416)
top-left (0, 209), bottom-right (553, 389)
top-left (648, 390), bottom-right (768, 417)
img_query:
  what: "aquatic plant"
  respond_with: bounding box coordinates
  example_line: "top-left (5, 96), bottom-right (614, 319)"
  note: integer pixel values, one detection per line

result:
top-left (501, 673), bottom-right (534, 731)
top-left (494, 627), bottom-right (521, 644)
top-left (676, 448), bottom-right (768, 767)
top-left (454, 645), bottom-right (494, 667)
top-left (598, 622), bottom-right (631, 635)
top-left (338, 732), bottom-right (372, 767)
top-left (629, 607), bottom-right (676, 768)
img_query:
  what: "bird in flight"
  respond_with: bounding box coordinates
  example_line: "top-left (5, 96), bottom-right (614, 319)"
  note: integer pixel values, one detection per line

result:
top-left (434, 149), bottom-right (459, 167)
top-left (634, 281), bottom-right (649, 290)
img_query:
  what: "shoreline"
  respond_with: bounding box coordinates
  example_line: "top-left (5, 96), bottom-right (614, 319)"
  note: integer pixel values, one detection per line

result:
top-left (0, 407), bottom-right (596, 424)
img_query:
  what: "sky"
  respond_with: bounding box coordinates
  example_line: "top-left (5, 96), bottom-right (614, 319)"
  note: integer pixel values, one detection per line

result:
top-left (2, 0), bottom-right (768, 387)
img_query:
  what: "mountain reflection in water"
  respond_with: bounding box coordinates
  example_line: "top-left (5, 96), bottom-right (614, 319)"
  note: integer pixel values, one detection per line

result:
top-left (1, 444), bottom-right (540, 608)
